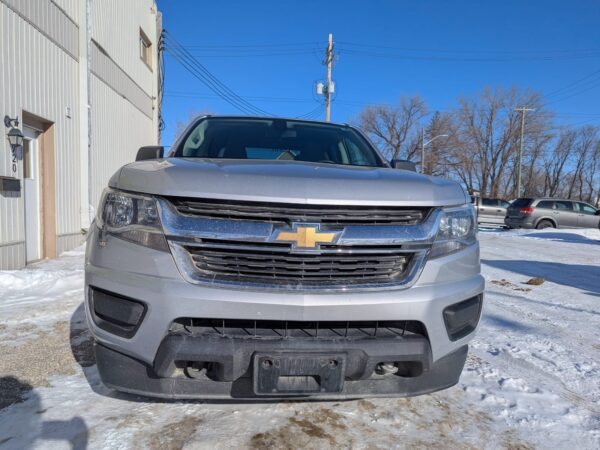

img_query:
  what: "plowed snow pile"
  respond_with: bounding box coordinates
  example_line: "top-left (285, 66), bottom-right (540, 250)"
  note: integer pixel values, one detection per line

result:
top-left (0, 228), bottom-right (599, 449)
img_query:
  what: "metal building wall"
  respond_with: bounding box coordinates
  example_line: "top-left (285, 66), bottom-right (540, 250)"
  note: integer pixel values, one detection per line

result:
top-left (89, 0), bottom-right (159, 214)
top-left (0, 0), bottom-right (80, 269)
top-left (0, 0), bottom-right (160, 269)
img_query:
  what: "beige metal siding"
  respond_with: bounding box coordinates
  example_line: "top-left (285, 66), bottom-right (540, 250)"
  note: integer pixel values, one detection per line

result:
top-left (91, 42), bottom-right (153, 118)
top-left (51, 0), bottom-right (79, 24)
top-left (0, 2), bottom-right (80, 268)
top-left (89, 75), bottom-right (155, 208)
top-left (0, 0), bottom-right (79, 58)
top-left (0, 0), bottom-right (160, 269)
top-left (57, 232), bottom-right (85, 255)
top-left (92, 0), bottom-right (157, 93)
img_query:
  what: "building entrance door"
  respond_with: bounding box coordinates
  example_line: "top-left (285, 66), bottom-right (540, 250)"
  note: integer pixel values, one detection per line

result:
top-left (23, 126), bottom-right (41, 262)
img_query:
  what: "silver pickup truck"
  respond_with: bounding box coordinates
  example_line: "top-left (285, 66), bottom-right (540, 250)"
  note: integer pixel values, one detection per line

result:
top-left (85, 116), bottom-right (484, 399)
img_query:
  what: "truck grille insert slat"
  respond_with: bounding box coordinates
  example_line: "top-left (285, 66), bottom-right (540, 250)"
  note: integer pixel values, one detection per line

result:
top-left (169, 197), bottom-right (430, 225)
top-left (170, 318), bottom-right (427, 340)
top-left (184, 244), bottom-right (412, 285)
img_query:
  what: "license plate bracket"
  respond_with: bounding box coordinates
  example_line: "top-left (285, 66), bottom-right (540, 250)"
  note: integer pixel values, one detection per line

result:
top-left (253, 352), bottom-right (346, 396)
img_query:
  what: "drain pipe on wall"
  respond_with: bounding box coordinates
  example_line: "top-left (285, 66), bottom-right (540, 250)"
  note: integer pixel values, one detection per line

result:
top-left (79, 0), bottom-right (92, 232)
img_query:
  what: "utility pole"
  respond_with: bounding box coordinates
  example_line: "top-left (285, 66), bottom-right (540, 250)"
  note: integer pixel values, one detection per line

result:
top-left (421, 128), bottom-right (425, 174)
top-left (325, 33), bottom-right (334, 121)
top-left (515, 107), bottom-right (535, 198)
top-left (316, 34), bottom-right (335, 122)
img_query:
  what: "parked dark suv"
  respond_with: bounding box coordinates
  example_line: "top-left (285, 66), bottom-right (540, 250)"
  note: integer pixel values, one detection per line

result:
top-left (505, 198), bottom-right (600, 229)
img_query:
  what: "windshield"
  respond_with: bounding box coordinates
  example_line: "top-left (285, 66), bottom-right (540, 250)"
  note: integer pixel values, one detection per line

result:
top-left (174, 118), bottom-right (386, 168)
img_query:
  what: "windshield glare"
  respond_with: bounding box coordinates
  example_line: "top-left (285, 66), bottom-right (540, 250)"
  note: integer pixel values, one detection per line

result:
top-left (175, 118), bottom-right (385, 168)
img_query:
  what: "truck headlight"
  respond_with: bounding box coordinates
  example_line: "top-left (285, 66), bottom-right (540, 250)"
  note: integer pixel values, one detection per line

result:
top-left (430, 205), bottom-right (477, 258)
top-left (97, 189), bottom-right (168, 252)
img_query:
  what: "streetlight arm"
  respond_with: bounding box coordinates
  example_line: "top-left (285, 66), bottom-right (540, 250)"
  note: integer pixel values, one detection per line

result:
top-left (423, 134), bottom-right (448, 147)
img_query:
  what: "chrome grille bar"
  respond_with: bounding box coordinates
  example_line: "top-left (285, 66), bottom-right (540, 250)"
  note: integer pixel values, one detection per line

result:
top-left (169, 197), bottom-right (430, 225)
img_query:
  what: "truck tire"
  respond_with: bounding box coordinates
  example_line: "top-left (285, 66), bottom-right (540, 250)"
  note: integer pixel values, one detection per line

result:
top-left (536, 219), bottom-right (555, 229)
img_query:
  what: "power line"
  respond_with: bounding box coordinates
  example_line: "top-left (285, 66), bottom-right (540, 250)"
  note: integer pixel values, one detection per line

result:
top-left (544, 68), bottom-right (600, 98)
top-left (545, 79), bottom-right (600, 105)
top-left (173, 42), bottom-right (319, 49)
top-left (164, 33), bottom-right (323, 118)
top-left (339, 48), bottom-right (600, 62)
top-left (164, 33), bottom-right (272, 115)
top-left (337, 41), bottom-right (600, 57)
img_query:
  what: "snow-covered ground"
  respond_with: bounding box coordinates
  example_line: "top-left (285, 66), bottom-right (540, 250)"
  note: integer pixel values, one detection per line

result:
top-left (0, 228), bottom-right (599, 449)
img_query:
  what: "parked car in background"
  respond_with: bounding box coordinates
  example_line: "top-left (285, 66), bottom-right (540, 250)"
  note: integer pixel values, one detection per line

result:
top-left (471, 196), bottom-right (511, 226)
top-left (505, 198), bottom-right (600, 229)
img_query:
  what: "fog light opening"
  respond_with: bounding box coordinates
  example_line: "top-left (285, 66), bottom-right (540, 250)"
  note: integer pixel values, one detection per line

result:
top-left (90, 287), bottom-right (146, 338)
top-left (443, 295), bottom-right (483, 341)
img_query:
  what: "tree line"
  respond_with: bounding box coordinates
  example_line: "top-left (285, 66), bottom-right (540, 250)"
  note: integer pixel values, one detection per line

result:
top-left (355, 87), bottom-right (600, 205)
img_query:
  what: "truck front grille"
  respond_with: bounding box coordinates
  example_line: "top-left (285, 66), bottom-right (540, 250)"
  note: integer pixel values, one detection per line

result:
top-left (183, 241), bottom-right (412, 287)
top-left (169, 197), bottom-right (430, 226)
top-left (170, 318), bottom-right (427, 340)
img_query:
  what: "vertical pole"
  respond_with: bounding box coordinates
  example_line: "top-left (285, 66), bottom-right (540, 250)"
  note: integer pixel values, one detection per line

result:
top-left (421, 128), bottom-right (425, 174)
top-left (517, 110), bottom-right (525, 198)
top-left (325, 33), bottom-right (333, 122)
top-left (78, 0), bottom-right (92, 229)
top-left (515, 107), bottom-right (534, 198)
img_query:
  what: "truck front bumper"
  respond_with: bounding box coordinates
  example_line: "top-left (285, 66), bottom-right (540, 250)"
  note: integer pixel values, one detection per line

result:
top-left (85, 224), bottom-right (484, 399)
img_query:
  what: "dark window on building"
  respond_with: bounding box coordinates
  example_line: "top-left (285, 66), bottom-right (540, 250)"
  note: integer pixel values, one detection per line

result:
top-left (140, 28), bottom-right (152, 68)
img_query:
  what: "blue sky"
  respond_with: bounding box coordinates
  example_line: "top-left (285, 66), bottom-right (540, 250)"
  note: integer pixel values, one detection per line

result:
top-left (158, 0), bottom-right (600, 145)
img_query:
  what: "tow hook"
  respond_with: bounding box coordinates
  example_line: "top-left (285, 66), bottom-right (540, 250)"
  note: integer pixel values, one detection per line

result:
top-left (375, 362), bottom-right (399, 376)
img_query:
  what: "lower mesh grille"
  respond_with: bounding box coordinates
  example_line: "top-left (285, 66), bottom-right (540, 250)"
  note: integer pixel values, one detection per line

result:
top-left (183, 241), bottom-right (413, 286)
top-left (170, 318), bottom-right (427, 340)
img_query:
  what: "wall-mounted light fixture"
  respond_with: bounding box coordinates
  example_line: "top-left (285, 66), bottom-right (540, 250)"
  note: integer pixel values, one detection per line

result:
top-left (4, 116), bottom-right (23, 165)
top-left (4, 116), bottom-right (24, 149)
top-left (4, 116), bottom-right (24, 174)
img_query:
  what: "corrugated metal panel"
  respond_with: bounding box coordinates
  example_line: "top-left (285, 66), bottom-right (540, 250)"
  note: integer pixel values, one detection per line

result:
top-left (51, 0), bottom-right (79, 25)
top-left (89, 75), bottom-right (155, 210)
top-left (0, 3), bottom-right (80, 269)
top-left (91, 42), bottom-right (154, 118)
top-left (57, 232), bottom-right (85, 255)
top-left (0, 0), bottom-right (160, 269)
top-left (0, 242), bottom-right (25, 269)
top-left (92, 0), bottom-right (157, 96)
top-left (0, 0), bottom-right (79, 59)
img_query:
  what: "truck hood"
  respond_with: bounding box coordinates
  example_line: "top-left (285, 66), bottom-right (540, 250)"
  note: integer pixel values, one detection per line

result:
top-left (109, 158), bottom-right (467, 206)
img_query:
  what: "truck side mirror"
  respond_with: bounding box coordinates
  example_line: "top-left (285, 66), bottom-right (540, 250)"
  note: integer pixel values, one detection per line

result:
top-left (390, 159), bottom-right (417, 172)
top-left (136, 146), bottom-right (164, 161)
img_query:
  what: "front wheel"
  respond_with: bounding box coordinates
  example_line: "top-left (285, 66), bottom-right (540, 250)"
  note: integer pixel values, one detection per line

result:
top-left (536, 220), bottom-right (555, 230)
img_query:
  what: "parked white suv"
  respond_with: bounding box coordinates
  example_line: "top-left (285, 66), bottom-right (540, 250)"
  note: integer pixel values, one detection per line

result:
top-left (85, 116), bottom-right (484, 399)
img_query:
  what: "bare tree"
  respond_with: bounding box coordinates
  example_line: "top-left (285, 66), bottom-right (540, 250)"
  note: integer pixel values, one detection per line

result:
top-left (450, 87), bottom-right (548, 198)
top-left (352, 86), bottom-right (599, 204)
top-left (356, 96), bottom-right (428, 160)
top-left (423, 111), bottom-right (456, 177)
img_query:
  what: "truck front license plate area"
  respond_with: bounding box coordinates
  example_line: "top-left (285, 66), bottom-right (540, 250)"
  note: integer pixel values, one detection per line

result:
top-left (253, 352), bottom-right (346, 396)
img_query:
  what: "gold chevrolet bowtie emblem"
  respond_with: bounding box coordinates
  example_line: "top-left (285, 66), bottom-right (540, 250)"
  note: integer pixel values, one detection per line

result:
top-left (274, 224), bottom-right (340, 251)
